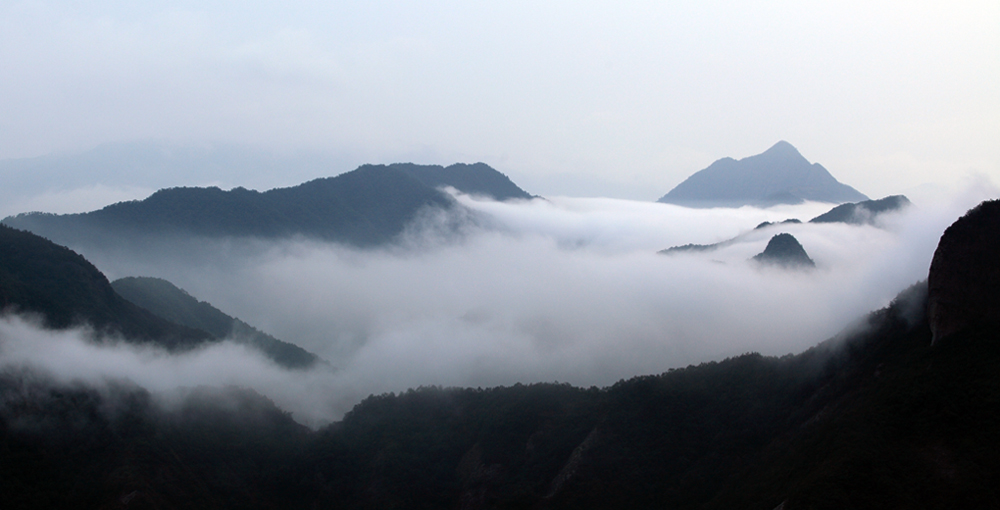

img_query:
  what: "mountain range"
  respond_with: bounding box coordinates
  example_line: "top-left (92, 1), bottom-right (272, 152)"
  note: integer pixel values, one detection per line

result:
top-left (2, 199), bottom-right (998, 508)
top-left (658, 141), bottom-right (869, 208)
top-left (2, 162), bottom-right (532, 248)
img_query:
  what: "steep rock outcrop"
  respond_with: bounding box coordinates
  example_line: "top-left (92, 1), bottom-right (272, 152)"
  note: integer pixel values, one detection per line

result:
top-left (927, 199), bottom-right (1000, 343)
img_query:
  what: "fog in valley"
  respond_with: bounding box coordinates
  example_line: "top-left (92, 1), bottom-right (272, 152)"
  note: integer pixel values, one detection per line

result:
top-left (2, 183), bottom-right (994, 426)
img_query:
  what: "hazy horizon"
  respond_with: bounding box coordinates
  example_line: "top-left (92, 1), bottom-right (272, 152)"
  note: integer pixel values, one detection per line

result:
top-left (2, 1), bottom-right (998, 206)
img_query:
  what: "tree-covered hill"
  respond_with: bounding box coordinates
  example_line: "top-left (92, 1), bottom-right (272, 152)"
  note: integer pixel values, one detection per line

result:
top-left (0, 224), bottom-right (211, 349)
top-left (112, 276), bottom-right (323, 369)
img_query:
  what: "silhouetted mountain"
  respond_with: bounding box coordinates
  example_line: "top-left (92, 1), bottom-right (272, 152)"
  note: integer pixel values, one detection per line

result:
top-left (927, 199), bottom-right (1000, 344)
top-left (752, 233), bottom-right (815, 268)
top-left (0, 224), bottom-right (211, 349)
top-left (658, 141), bottom-right (869, 208)
top-left (2, 162), bottom-right (531, 248)
top-left (810, 194), bottom-right (912, 225)
top-left (112, 276), bottom-right (323, 369)
top-left (3, 165), bottom-right (450, 247)
top-left (3, 200), bottom-right (1000, 509)
top-left (391, 162), bottom-right (533, 201)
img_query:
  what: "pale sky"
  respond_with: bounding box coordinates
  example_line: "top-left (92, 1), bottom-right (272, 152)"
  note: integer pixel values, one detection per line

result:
top-left (1, 1), bottom-right (998, 200)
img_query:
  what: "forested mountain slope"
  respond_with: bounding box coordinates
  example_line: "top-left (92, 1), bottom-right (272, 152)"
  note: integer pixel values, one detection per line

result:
top-left (112, 276), bottom-right (323, 369)
top-left (0, 224), bottom-right (211, 349)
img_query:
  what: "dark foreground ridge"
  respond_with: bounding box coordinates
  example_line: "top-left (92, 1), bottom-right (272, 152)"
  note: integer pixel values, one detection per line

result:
top-left (2, 162), bottom-right (532, 249)
top-left (927, 199), bottom-right (1000, 344)
top-left (2, 200), bottom-right (999, 508)
top-left (657, 141), bottom-right (869, 208)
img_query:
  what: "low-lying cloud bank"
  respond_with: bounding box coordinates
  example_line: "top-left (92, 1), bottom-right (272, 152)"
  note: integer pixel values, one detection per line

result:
top-left (2, 185), bottom-right (996, 425)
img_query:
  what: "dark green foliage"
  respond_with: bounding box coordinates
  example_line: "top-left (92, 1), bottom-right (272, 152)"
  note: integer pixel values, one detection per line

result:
top-left (112, 276), bottom-right (323, 369)
top-left (810, 194), bottom-right (912, 225)
top-left (752, 233), bottom-right (816, 268)
top-left (0, 224), bottom-right (211, 349)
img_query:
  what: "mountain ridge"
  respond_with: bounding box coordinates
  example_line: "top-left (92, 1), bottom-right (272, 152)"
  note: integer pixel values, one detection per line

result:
top-left (0, 224), bottom-right (213, 350)
top-left (3, 162), bottom-right (531, 248)
top-left (111, 276), bottom-right (324, 369)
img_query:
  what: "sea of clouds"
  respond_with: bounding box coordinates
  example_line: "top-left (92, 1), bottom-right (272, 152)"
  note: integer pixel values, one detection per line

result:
top-left (1, 185), bottom-right (995, 426)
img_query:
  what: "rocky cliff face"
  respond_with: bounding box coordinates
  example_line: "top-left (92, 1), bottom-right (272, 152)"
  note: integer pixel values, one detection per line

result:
top-left (927, 199), bottom-right (1000, 343)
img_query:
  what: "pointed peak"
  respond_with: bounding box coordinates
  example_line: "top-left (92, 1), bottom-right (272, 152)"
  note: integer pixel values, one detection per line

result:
top-left (761, 140), bottom-right (801, 157)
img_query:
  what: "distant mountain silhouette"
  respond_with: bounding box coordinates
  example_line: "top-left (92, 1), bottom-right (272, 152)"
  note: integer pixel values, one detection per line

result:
top-left (661, 196), bottom-right (908, 256)
top-left (112, 277), bottom-right (324, 369)
top-left (657, 141), bottom-right (869, 208)
top-left (0, 224), bottom-right (211, 349)
top-left (752, 233), bottom-right (816, 268)
top-left (809, 195), bottom-right (911, 225)
top-left (3, 162), bottom-right (530, 247)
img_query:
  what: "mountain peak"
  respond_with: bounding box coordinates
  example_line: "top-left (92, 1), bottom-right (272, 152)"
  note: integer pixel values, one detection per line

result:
top-left (657, 142), bottom-right (868, 208)
top-left (760, 140), bottom-right (801, 157)
top-left (752, 233), bottom-right (816, 268)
